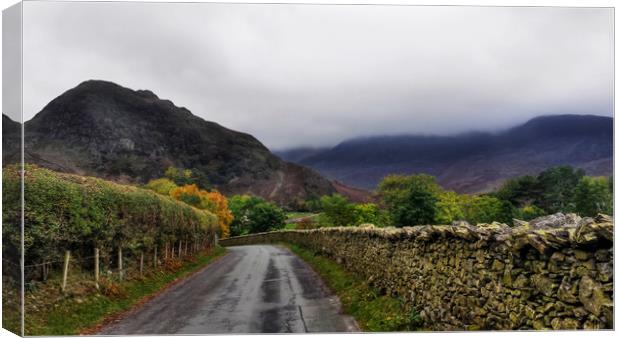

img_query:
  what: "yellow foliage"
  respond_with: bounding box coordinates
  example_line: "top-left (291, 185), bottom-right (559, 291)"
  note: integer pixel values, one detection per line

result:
top-left (168, 184), bottom-right (232, 238)
top-left (205, 191), bottom-right (233, 239)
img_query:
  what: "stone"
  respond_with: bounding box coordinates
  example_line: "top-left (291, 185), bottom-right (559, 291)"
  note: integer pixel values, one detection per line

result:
top-left (531, 274), bottom-right (556, 296)
top-left (578, 275), bottom-right (612, 317)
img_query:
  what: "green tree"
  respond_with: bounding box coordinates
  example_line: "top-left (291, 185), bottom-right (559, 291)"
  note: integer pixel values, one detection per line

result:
top-left (513, 204), bottom-right (546, 221)
top-left (462, 195), bottom-right (507, 224)
top-left (494, 175), bottom-right (540, 208)
top-left (247, 202), bottom-right (286, 233)
top-left (228, 195), bottom-right (285, 235)
top-left (435, 191), bottom-right (465, 224)
top-left (378, 174), bottom-right (440, 227)
top-left (392, 182), bottom-right (438, 227)
top-left (574, 176), bottom-right (613, 216)
top-left (353, 203), bottom-right (385, 225)
top-left (536, 166), bottom-right (584, 213)
top-left (144, 178), bottom-right (178, 195)
top-left (320, 194), bottom-right (356, 227)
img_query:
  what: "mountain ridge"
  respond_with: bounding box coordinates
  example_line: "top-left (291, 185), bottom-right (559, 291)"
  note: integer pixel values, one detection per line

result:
top-left (3, 80), bottom-right (339, 208)
top-left (278, 114), bottom-right (613, 193)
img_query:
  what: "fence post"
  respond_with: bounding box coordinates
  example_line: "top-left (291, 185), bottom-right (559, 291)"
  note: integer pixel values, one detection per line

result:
top-left (153, 246), bottom-right (158, 268)
top-left (139, 251), bottom-right (144, 276)
top-left (118, 246), bottom-right (123, 281)
top-left (94, 247), bottom-right (100, 290)
top-left (178, 240), bottom-right (182, 258)
top-left (61, 250), bottom-right (71, 292)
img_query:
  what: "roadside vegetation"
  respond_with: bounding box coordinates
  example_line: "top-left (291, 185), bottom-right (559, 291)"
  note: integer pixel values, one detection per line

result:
top-left (11, 247), bottom-right (226, 335)
top-left (2, 165), bottom-right (224, 335)
top-left (287, 244), bottom-right (423, 332)
top-left (282, 165), bottom-right (612, 229)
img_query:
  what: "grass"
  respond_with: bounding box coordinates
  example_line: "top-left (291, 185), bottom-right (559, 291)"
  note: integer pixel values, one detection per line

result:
top-left (13, 247), bottom-right (227, 336)
top-left (285, 211), bottom-right (315, 220)
top-left (285, 244), bottom-right (423, 332)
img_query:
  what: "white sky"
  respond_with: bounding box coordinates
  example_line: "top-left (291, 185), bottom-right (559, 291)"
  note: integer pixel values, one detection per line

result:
top-left (21, 2), bottom-right (613, 149)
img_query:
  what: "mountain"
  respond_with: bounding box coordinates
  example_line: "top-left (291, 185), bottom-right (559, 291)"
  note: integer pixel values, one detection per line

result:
top-left (274, 147), bottom-right (331, 163)
top-left (3, 80), bottom-right (337, 207)
top-left (289, 114), bottom-right (613, 194)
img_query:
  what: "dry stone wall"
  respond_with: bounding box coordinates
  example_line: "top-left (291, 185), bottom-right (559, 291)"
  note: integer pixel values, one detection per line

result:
top-left (220, 213), bottom-right (614, 330)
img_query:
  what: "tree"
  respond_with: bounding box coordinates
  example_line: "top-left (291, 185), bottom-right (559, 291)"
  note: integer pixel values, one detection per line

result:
top-left (378, 174), bottom-right (441, 208)
top-left (164, 166), bottom-right (208, 187)
top-left (513, 204), bottom-right (546, 221)
top-left (536, 166), bottom-right (584, 213)
top-left (435, 191), bottom-right (466, 224)
top-left (169, 184), bottom-right (209, 209)
top-left (144, 178), bottom-right (178, 196)
top-left (228, 195), bottom-right (285, 235)
top-left (247, 202), bottom-right (286, 233)
top-left (353, 203), bottom-right (384, 225)
top-left (205, 191), bottom-right (233, 239)
top-left (574, 176), bottom-right (613, 216)
top-left (320, 194), bottom-right (356, 227)
top-left (378, 174), bottom-right (440, 227)
top-left (461, 195), bottom-right (506, 224)
top-left (392, 182), bottom-right (438, 227)
top-left (494, 175), bottom-right (541, 208)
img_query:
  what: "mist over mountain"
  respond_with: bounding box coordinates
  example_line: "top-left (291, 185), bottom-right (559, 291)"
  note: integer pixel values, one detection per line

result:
top-left (3, 80), bottom-right (337, 207)
top-left (280, 114), bottom-right (613, 193)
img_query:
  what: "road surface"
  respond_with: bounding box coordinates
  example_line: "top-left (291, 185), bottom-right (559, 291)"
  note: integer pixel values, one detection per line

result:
top-left (98, 245), bottom-right (359, 334)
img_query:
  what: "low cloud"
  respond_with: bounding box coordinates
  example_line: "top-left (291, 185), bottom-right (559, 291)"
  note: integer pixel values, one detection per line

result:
top-left (23, 3), bottom-right (613, 149)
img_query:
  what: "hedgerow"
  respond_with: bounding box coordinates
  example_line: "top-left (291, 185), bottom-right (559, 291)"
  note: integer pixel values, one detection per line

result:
top-left (2, 164), bottom-right (219, 281)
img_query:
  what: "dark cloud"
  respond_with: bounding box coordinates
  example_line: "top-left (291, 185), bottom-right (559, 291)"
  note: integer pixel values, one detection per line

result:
top-left (23, 2), bottom-right (613, 149)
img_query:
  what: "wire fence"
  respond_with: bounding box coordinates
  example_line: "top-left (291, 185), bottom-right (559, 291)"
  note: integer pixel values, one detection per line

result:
top-left (3, 238), bottom-right (217, 295)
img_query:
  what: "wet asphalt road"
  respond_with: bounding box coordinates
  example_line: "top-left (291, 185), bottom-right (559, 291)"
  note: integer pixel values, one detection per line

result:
top-left (98, 245), bottom-right (359, 334)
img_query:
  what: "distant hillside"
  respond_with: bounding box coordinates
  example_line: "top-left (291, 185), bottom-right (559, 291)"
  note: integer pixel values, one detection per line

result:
top-left (3, 80), bottom-right (337, 207)
top-left (274, 147), bottom-right (331, 163)
top-left (287, 114), bottom-right (613, 194)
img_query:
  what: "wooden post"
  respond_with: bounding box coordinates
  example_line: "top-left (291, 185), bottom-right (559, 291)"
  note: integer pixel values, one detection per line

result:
top-left (153, 246), bottom-right (158, 268)
top-left (61, 250), bottom-right (70, 292)
top-left (139, 251), bottom-right (144, 276)
top-left (165, 242), bottom-right (169, 260)
top-left (94, 247), bottom-right (100, 290)
top-left (118, 246), bottom-right (123, 281)
top-left (178, 240), bottom-right (182, 258)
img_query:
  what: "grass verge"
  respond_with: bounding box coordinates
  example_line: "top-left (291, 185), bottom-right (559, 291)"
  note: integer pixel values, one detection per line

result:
top-left (16, 246), bottom-right (226, 336)
top-left (286, 244), bottom-right (423, 332)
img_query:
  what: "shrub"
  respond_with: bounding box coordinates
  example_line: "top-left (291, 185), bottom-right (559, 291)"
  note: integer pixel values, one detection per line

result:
top-left (2, 164), bottom-right (218, 279)
top-left (320, 194), bottom-right (356, 227)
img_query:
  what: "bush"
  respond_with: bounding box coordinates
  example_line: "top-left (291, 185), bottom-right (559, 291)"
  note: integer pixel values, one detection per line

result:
top-left (378, 175), bottom-right (439, 227)
top-left (574, 176), bottom-right (613, 216)
top-left (2, 164), bottom-right (218, 280)
top-left (320, 194), bottom-right (356, 227)
top-left (228, 195), bottom-right (285, 235)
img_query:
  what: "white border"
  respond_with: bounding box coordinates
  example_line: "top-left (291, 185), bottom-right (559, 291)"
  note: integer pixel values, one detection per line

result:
top-left (0, 1), bottom-right (617, 338)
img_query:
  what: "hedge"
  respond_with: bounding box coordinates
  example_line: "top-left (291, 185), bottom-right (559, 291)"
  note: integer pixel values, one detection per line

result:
top-left (2, 164), bottom-right (219, 281)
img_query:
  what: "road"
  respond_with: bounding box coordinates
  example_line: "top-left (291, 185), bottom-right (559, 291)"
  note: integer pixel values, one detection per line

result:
top-left (98, 245), bottom-right (359, 334)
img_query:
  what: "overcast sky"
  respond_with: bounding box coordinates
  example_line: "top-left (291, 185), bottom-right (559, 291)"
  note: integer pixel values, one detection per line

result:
top-left (21, 2), bottom-right (613, 150)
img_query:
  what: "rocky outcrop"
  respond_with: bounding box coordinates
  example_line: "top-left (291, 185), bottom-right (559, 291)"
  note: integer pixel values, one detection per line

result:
top-left (221, 214), bottom-right (613, 330)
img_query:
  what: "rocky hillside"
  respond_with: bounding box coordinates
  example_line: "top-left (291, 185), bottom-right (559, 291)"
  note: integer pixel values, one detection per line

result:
top-left (284, 115), bottom-right (612, 193)
top-left (3, 80), bottom-right (336, 207)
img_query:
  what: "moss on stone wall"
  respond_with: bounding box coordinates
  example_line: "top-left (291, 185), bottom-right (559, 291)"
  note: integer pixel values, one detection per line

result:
top-left (221, 213), bottom-right (613, 330)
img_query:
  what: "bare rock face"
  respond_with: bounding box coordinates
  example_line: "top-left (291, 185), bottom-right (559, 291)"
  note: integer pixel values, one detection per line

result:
top-left (5, 80), bottom-right (336, 206)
